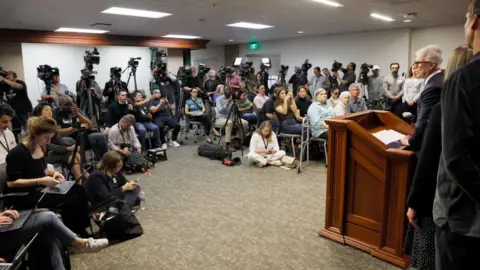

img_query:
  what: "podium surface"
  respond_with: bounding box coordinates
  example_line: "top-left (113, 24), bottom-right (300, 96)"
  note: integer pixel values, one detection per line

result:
top-left (320, 110), bottom-right (415, 268)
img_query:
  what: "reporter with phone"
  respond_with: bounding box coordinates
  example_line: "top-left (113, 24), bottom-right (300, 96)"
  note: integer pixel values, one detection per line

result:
top-left (247, 121), bottom-right (285, 168)
top-left (84, 151), bottom-right (141, 208)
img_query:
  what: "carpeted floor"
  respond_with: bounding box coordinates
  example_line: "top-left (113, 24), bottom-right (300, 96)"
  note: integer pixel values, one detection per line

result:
top-left (71, 142), bottom-right (408, 270)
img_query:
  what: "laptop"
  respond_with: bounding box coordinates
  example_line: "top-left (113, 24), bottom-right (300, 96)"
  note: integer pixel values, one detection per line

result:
top-left (0, 233), bottom-right (38, 270)
top-left (0, 192), bottom-right (45, 233)
top-left (40, 180), bottom-right (75, 195)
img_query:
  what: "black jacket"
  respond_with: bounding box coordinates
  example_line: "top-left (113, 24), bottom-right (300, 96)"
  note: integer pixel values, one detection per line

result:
top-left (408, 71), bottom-right (444, 151)
top-left (407, 103), bottom-right (441, 217)
top-left (107, 101), bottom-right (132, 127)
top-left (84, 170), bottom-right (127, 208)
top-left (103, 81), bottom-right (128, 106)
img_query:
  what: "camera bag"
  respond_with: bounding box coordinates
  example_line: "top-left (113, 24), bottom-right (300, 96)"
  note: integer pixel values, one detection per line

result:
top-left (198, 144), bottom-right (232, 161)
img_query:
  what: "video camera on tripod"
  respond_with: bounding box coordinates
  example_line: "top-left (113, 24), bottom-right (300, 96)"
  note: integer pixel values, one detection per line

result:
top-left (37, 65), bottom-right (60, 95)
top-left (81, 48), bottom-right (100, 80)
top-left (239, 61), bottom-right (254, 78)
top-left (198, 63), bottom-right (210, 77)
top-left (152, 50), bottom-right (168, 81)
top-left (109, 67), bottom-right (122, 79)
top-left (359, 63), bottom-right (373, 85)
top-left (176, 65), bottom-right (193, 82)
top-left (128, 57), bottom-right (141, 70)
top-left (302, 59), bottom-right (312, 73)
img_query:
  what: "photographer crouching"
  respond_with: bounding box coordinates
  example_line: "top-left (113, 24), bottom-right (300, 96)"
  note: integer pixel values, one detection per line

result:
top-left (0, 70), bottom-right (32, 140)
top-left (54, 96), bottom-right (108, 160)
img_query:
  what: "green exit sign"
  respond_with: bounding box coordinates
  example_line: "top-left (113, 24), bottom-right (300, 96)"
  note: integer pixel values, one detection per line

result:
top-left (249, 42), bottom-right (259, 50)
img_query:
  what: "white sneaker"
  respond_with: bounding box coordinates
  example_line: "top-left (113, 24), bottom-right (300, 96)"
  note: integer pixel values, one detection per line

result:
top-left (169, 141), bottom-right (181, 148)
top-left (161, 143), bottom-right (167, 150)
top-left (74, 238), bottom-right (109, 253)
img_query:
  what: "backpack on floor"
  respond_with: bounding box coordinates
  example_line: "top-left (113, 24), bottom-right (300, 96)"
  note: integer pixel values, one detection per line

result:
top-left (198, 144), bottom-right (232, 161)
top-left (124, 152), bottom-right (151, 173)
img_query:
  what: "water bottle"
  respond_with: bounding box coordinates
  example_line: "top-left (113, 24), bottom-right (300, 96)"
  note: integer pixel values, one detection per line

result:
top-left (139, 191), bottom-right (146, 210)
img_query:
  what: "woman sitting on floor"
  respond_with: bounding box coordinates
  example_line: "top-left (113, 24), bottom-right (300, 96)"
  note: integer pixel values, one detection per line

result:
top-left (32, 103), bottom-right (87, 182)
top-left (84, 151), bottom-right (141, 208)
top-left (329, 91), bottom-right (350, 116)
top-left (184, 88), bottom-right (213, 143)
top-left (274, 88), bottom-right (303, 134)
top-left (5, 116), bottom-right (92, 236)
top-left (308, 89), bottom-right (336, 140)
top-left (247, 121), bottom-right (286, 168)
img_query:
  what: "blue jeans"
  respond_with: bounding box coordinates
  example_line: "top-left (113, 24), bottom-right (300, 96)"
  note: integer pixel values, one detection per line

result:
top-left (154, 117), bottom-right (181, 144)
top-left (280, 118), bottom-right (303, 135)
top-left (0, 211), bottom-right (77, 270)
top-left (241, 113), bottom-right (257, 124)
top-left (135, 122), bottom-right (160, 149)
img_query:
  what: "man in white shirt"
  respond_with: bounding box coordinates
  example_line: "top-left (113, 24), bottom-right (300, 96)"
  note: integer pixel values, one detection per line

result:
top-left (253, 85), bottom-right (269, 110)
top-left (0, 104), bottom-right (17, 164)
top-left (309, 67), bottom-right (326, 97)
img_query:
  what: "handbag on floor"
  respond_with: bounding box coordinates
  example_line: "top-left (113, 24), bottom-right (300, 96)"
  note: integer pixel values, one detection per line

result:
top-left (198, 144), bottom-right (232, 161)
top-left (95, 198), bottom-right (143, 241)
top-left (281, 155), bottom-right (297, 168)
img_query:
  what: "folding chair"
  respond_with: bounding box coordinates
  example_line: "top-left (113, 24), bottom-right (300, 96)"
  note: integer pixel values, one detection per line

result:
top-left (297, 117), bottom-right (328, 174)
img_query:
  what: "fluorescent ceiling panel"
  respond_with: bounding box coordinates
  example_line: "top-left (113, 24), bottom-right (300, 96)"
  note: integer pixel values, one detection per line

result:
top-left (162, 34), bottom-right (201, 39)
top-left (311, 0), bottom-right (344, 7)
top-left (55, 28), bottom-right (109, 34)
top-left (226, 22), bottom-right (273, 29)
top-left (101, 7), bottom-right (172, 19)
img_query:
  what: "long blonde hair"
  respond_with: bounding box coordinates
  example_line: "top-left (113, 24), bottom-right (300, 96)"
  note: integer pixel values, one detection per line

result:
top-left (256, 121), bottom-right (273, 142)
top-left (97, 151), bottom-right (122, 176)
top-left (23, 116), bottom-right (57, 153)
top-left (444, 45), bottom-right (473, 80)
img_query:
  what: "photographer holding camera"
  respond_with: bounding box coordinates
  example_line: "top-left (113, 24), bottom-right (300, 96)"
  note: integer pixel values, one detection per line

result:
top-left (382, 63), bottom-right (405, 117)
top-left (339, 62), bottom-right (357, 93)
top-left (151, 66), bottom-right (177, 105)
top-left (0, 70), bottom-right (32, 139)
top-left (103, 67), bottom-right (128, 107)
top-left (40, 73), bottom-right (68, 106)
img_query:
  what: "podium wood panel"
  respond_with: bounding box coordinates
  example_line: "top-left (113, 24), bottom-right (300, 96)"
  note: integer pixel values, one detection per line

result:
top-left (319, 111), bottom-right (415, 268)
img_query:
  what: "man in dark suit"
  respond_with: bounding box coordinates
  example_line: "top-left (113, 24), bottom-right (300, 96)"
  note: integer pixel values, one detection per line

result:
top-left (433, 1), bottom-right (480, 269)
top-left (401, 45), bottom-right (444, 150)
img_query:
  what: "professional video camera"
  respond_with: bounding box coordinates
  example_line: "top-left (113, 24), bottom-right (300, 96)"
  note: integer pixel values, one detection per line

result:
top-left (0, 66), bottom-right (7, 78)
top-left (128, 57), bottom-right (141, 69)
top-left (177, 65), bottom-right (193, 81)
top-left (332, 60), bottom-right (343, 73)
top-left (84, 47), bottom-right (100, 70)
top-left (359, 63), bottom-right (373, 85)
top-left (239, 61), bottom-right (254, 77)
top-left (109, 67), bottom-right (122, 79)
top-left (198, 63), bottom-right (210, 77)
top-left (302, 59), bottom-right (312, 72)
top-left (154, 50), bottom-right (168, 72)
top-left (279, 65), bottom-right (289, 77)
top-left (37, 65), bottom-right (60, 85)
top-left (217, 66), bottom-right (227, 83)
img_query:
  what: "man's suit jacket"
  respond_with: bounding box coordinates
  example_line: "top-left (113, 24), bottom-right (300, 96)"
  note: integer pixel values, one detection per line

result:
top-left (408, 71), bottom-right (444, 151)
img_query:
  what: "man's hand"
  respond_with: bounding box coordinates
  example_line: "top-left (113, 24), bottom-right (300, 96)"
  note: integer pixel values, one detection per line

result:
top-left (0, 216), bottom-right (13, 225)
top-left (320, 124), bottom-right (329, 129)
top-left (0, 76), bottom-right (5, 83)
top-left (341, 80), bottom-right (348, 85)
top-left (147, 113), bottom-right (153, 119)
top-left (1, 210), bottom-right (19, 220)
top-left (137, 148), bottom-right (142, 154)
top-left (103, 128), bottom-right (110, 136)
top-left (228, 96), bottom-right (233, 104)
top-left (407, 100), bottom-right (414, 106)
top-left (407, 207), bottom-right (420, 230)
top-left (122, 149), bottom-right (132, 156)
top-left (401, 135), bottom-right (410, 146)
top-left (66, 127), bottom-right (77, 135)
top-left (0, 258), bottom-right (5, 263)
top-left (160, 98), bottom-right (166, 104)
top-left (40, 176), bottom-right (60, 187)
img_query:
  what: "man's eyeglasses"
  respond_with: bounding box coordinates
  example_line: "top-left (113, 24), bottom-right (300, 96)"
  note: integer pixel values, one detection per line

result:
top-left (153, 91), bottom-right (160, 94)
top-left (413, 61), bottom-right (433, 66)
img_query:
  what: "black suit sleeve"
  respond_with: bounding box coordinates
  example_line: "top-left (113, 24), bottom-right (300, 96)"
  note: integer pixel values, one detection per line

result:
top-left (408, 87), bottom-right (441, 150)
top-left (441, 72), bottom-right (480, 205)
top-left (407, 104), bottom-right (441, 216)
top-left (103, 82), bottom-right (111, 97)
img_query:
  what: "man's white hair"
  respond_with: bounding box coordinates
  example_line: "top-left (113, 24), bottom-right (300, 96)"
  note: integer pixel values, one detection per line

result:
top-left (349, 84), bottom-right (360, 91)
top-left (416, 45), bottom-right (444, 66)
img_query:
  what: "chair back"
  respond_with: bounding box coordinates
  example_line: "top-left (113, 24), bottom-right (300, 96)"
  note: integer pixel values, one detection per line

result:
top-left (0, 163), bottom-right (8, 196)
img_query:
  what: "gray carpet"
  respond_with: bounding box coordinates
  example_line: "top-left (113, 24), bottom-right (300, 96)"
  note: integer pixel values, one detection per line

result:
top-left (71, 142), bottom-right (407, 270)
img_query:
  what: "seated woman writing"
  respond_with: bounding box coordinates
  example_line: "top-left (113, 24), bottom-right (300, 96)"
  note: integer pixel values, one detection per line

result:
top-left (185, 88), bottom-right (213, 143)
top-left (5, 116), bottom-right (92, 236)
top-left (307, 89), bottom-right (336, 140)
top-left (247, 121), bottom-right (286, 168)
top-left (32, 103), bottom-right (87, 182)
top-left (274, 88), bottom-right (303, 134)
top-left (84, 151), bottom-right (140, 208)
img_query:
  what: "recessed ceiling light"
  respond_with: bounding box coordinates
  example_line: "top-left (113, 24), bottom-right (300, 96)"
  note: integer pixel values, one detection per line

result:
top-left (162, 34), bottom-right (201, 39)
top-left (311, 0), bottom-right (344, 7)
top-left (101, 7), bottom-right (172, 19)
top-left (370, 13), bottom-right (395, 22)
top-left (226, 22), bottom-right (273, 30)
top-left (297, 31), bottom-right (304, 34)
top-left (55, 28), bottom-right (109, 34)
top-left (403, 19), bottom-right (412, 23)
top-left (228, 39), bottom-right (234, 42)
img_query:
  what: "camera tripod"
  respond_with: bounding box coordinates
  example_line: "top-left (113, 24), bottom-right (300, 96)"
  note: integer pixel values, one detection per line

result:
top-left (66, 125), bottom-right (88, 182)
top-left (124, 65), bottom-right (138, 92)
top-left (217, 96), bottom-right (246, 156)
top-left (77, 77), bottom-right (100, 126)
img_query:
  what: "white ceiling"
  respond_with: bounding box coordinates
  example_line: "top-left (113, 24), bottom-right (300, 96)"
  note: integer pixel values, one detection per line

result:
top-left (0, 0), bottom-right (469, 44)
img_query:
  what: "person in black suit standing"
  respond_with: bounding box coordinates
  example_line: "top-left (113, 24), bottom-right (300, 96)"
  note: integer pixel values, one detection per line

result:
top-left (433, 1), bottom-right (480, 269)
top-left (400, 45), bottom-right (444, 150)
top-left (404, 45), bottom-right (473, 270)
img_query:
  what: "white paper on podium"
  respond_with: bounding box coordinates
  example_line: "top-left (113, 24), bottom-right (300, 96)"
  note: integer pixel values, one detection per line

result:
top-left (372, 129), bottom-right (405, 145)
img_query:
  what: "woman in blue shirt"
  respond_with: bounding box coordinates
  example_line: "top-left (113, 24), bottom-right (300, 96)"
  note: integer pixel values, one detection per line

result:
top-left (307, 89), bottom-right (336, 140)
top-left (185, 88), bottom-right (213, 143)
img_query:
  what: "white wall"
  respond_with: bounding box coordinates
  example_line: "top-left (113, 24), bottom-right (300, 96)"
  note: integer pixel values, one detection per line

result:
top-left (239, 29), bottom-right (411, 79)
top-left (410, 25), bottom-right (465, 66)
top-left (167, 48), bottom-right (183, 76)
top-left (0, 43), bottom-right (24, 80)
top-left (21, 43), bottom-right (153, 105)
top-left (191, 44), bottom-right (226, 72)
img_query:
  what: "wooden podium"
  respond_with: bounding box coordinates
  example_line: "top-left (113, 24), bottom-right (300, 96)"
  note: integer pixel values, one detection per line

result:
top-left (319, 110), bottom-right (415, 268)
